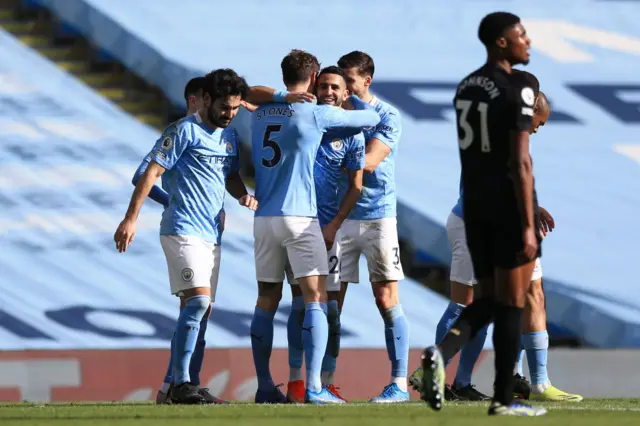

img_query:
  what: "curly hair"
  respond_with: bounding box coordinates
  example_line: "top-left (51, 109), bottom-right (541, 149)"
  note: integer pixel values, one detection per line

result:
top-left (202, 69), bottom-right (249, 101)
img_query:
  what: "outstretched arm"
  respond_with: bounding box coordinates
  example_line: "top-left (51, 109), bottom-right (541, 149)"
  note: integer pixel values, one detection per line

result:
top-left (315, 106), bottom-right (380, 132)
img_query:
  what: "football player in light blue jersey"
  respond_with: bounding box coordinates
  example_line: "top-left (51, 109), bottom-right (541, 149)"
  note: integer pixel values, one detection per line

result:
top-left (132, 77), bottom-right (228, 405)
top-left (335, 51), bottom-right (410, 403)
top-left (284, 66), bottom-right (366, 404)
top-left (133, 77), bottom-right (204, 209)
top-left (114, 69), bottom-right (257, 405)
top-left (248, 49), bottom-right (380, 405)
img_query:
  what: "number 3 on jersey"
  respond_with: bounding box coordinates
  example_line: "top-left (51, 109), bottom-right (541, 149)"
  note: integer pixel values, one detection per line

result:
top-left (261, 124), bottom-right (282, 167)
top-left (455, 100), bottom-right (490, 152)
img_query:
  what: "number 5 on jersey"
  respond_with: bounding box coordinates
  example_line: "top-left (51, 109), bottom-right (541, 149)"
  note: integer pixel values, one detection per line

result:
top-left (455, 100), bottom-right (490, 152)
top-left (262, 124), bottom-right (282, 167)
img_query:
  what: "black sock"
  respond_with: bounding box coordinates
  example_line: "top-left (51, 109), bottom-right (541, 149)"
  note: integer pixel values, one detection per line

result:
top-left (492, 304), bottom-right (524, 406)
top-left (439, 297), bottom-right (495, 363)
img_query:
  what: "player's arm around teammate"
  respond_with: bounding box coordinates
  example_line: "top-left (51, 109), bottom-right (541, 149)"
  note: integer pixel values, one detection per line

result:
top-left (246, 85), bottom-right (316, 106)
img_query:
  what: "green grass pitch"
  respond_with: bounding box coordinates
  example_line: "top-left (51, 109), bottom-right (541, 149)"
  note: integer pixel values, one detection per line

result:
top-left (1, 399), bottom-right (639, 426)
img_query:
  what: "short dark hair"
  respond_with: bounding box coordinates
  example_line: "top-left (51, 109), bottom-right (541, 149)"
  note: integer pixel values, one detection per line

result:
top-left (478, 12), bottom-right (521, 47)
top-left (337, 51), bottom-right (375, 78)
top-left (281, 49), bottom-right (320, 85)
top-left (514, 69), bottom-right (540, 97)
top-left (202, 69), bottom-right (249, 102)
top-left (317, 66), bottom-right (347, 83)
top-left (183, 77), bottom-right (204, 105)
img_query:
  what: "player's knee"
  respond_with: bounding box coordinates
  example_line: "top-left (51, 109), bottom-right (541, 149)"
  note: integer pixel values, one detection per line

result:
top-left (257, 281), bottom-right (282, 310)
top-left (303, 287), bottom-right (327, 304)
top-left (526, 279), bottom-right (545, 311)
top-left (184, 294), bottom-right (211, 312)
top-left (450, 281), bottom-right (474, 306)
top-left (373, 281), bottom-right (399, 311)
top-left (257, 294), bottom-right (281, 311)
top-left (327, 291), bottom-right (341, 302)
top-left (290, 285), bottom-right (303, 298)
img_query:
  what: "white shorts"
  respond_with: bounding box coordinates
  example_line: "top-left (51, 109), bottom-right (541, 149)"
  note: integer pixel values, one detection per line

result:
top-left (160, 234), bottom-right (221, 299)
top-left (254, 216), bottom-right (328, 282)
top-left (287, 228), bottom-right (342, 292)
top-left (447, 212), bottom-right (477, 286)
top-left (340, 217), bottom-right (405, 283)
top-left (447, 212), bottom-right (543, 285)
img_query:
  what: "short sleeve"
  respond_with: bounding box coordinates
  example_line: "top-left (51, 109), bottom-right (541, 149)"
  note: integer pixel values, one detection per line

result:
top-left (345, 133), bottom-right (365, 170)
top-left (508, 76), bottom-right (535, 132)
top-left (150, 124), bottom-right (190, 170)
top-left (370, 109), bottom-right (402, 149)
top-left (132, 152), bottom-right (153, 183)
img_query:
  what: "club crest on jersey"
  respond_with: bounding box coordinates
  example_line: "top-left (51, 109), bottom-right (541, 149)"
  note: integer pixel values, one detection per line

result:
top-left (161, 135), bottom-right (173, 150)
top-left (181, 268), bottom-right (194, 282)
top-left (226, 141), bottom-right (233, 153)
top-left (331, 139), bottom-right (344, 151)
top-left (521, 87), bottom-right (535, 107)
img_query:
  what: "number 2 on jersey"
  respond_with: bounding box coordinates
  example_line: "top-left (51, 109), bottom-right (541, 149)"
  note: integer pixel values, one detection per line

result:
top-left (455, 100), bottom-right (490, 152)
top-left (262, 124), bottom-right (282, 167)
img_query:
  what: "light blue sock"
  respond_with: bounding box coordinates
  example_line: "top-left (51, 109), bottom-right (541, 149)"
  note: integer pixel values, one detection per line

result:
top-left (321, 300), bottom-right (340, 374)
top-left (189, 306), bottom-right (210, 386)
top-left (287, 296), bottom-right (305, 370)
top-left (172, 296), bottom-right (210, 385)
top-left (435, 302), bottom-right (464, 365)
top-left (383, 304), bottom-right (410, 379)
top-left (454, 324), bottom-right (488, 388)
top-left (523, 331), bottom-right (549, 385)
top-left (250, 307), bottom-right (276, 392)
top-left (303, 302), bottom-right (328, 393)
top-left (162, 308), bottom-right (182, 386)
top-left (515, 346), bottom-right (525, 376)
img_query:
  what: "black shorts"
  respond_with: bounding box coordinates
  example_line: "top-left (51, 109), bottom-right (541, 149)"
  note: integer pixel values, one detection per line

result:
top-left (463, 210), bottom-right (542, 280)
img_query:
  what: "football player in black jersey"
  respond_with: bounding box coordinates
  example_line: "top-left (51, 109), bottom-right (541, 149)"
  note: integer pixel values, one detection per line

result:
top-left (420, 12), bottom-right (547, 416)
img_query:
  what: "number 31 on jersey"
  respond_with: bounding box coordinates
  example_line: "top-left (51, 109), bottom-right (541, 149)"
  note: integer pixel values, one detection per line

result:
top-left (455, 100), bottom-right (490, 153)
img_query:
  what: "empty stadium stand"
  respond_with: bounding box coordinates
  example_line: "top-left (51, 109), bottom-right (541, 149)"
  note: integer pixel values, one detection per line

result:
top-left (0, 26), bottom-right (449, 352)
top-left (29, 0), bottom-right (640, 347)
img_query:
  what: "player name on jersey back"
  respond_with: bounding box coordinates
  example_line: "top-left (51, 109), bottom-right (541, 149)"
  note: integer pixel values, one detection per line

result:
top-left (251, 102), bottom-right (322, 218)
top-left (454, 64), bottom-right (535, 209)
top-left (251, 100), bottom-right (381, 218)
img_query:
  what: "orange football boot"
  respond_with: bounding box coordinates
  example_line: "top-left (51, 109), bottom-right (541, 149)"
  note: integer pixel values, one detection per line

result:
top-left (326, 384), bottom-right (348, 403)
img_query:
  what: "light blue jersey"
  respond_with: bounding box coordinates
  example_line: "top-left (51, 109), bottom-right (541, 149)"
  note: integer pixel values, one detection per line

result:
top-left (315, 130), bottom-right (365, 227)
top-left (251, 100), bottom-right (380, 217)
top-left (348, 97), bottom-right (402, 220)
top-left (150, 112), bottom-right (239, 244)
